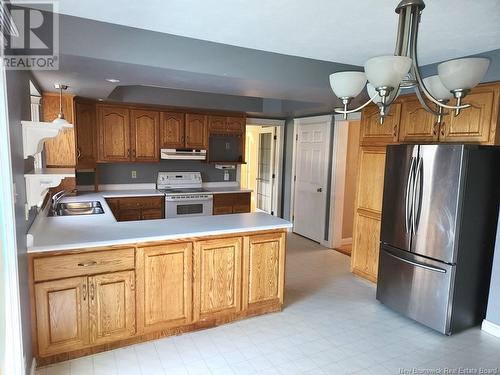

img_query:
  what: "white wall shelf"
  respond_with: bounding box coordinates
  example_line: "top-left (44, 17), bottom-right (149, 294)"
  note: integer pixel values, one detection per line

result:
top-left (22, 120), bottom-right (73, 159)
top-left (25, 168), bottom-right (75, 208)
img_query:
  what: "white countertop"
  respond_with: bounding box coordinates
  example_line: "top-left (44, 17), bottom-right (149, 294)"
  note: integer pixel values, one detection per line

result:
top-left (27, 192), bottom-right (291, 253)
top-left (99, 189), bottom-right (164, 198)
top-left (205, 186), bottom-right (252, 194)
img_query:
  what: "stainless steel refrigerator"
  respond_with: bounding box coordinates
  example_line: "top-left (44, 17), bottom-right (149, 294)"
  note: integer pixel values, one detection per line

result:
top-left (376, 144), bottom-right (500, 335)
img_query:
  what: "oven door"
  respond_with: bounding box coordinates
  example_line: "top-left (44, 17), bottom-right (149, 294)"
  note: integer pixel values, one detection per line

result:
top-left (166, 197), bottom-right (213, 218)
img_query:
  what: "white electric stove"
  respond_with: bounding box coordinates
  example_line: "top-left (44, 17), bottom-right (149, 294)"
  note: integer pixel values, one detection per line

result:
top-left (156, 172), bottom-right (213, 218)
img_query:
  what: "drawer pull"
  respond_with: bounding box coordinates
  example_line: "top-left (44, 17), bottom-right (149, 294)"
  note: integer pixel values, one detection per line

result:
top-left (77, 261), bottom-right (97, 267)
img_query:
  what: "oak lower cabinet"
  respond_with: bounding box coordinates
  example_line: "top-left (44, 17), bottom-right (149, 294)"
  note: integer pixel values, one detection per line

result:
top-left (243, 232), bottom-right (286, 309)
top-left (351, 146), bottom-right (386, 283)
top-left (34, 277), bottom-right (89, 357)
top-left (136, 243), bottom-right (193, 333)
top-left (34, 271), bottom-right (136, 357)
top-left (213, 192), bottom-right (251, 215)
top-left (30, 230), bottom-right (287, 365)
top-left (193, 237), bottom-right (243, 321)
top-left (90, 271), bottom-right (136, 345)
top-left (105, 196), bottom-right (165, 221)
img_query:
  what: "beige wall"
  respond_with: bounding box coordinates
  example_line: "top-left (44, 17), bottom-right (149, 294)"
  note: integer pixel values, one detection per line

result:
top-left (341, 120), bottom-right (361, 239)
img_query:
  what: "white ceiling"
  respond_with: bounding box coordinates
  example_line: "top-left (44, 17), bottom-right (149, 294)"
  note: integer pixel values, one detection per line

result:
top-left (56, 0), bottom-right (500, 65)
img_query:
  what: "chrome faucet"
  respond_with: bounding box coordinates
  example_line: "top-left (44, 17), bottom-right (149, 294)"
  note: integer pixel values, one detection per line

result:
top-left (51, 190), bottom-right (70, 214)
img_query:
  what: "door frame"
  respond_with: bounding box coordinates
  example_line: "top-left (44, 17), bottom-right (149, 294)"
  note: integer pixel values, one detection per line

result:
top-left (327, 113), bottom-right (361, 249)
top-left (290, 115), bottom-right (333, 246)
top-left (0, 67), bottom-right (25, 375)
top-left (243, 118), bottom-right (285, 217)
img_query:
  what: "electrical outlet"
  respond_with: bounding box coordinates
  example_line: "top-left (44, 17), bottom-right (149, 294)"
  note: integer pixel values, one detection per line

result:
top-left (131, 170), bottom-right (137, 179)
top-left (225, 142), bottom-right (230, 150)
top-left (25, 203), bottom-right (30, 221)
top-left (224, 170), bottom-right (230, 181)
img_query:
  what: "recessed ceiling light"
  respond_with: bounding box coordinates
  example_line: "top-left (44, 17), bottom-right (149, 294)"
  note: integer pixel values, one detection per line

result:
top-left (105, 78), bottom-right (120, 83)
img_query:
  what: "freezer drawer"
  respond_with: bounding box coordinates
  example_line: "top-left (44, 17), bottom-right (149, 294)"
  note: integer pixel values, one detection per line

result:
top-left (376, 245), bottom-right (455, 334)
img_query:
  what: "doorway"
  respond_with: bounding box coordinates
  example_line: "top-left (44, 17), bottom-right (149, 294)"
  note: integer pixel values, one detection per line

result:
top-left (240, 123), bottom-right (283, 216)
top-left (291, 115), bottom-right (332, 244)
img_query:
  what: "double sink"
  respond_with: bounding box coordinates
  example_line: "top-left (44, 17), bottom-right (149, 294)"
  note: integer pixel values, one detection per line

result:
top-left (49, 201), bottom-right (104, 216)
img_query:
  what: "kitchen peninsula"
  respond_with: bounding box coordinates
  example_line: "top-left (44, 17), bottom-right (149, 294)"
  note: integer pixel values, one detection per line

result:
top-left (27, 191), bottom-right (292, 365)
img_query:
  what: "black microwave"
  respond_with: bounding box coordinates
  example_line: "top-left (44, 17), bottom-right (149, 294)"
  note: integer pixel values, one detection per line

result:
top-left (208, 134), bottom-right (244, 163)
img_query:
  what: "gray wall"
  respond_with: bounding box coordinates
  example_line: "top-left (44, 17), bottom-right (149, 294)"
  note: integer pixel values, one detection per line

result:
top-left (281, 118), bottom-right (295, 221)
top-left (486, 212), bottom-right (500, 326)
top-left (77, 160), bottom-right (236, 186)
top-left (6, 70), bottom-right (37, 373)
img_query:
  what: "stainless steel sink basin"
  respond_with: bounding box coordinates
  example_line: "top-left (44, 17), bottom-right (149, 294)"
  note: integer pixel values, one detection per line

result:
top-left (49, 201), bottom-right (104, 216)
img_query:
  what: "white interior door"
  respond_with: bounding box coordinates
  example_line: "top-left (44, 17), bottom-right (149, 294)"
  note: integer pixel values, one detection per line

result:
top-left (256, 127), bottom-right (275, 214)
top-left (292, 117), bottom-right (331, 242)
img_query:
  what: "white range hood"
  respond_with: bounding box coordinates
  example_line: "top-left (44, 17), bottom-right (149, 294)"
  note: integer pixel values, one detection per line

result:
top-left (160, 148), bottom-right (206, 160)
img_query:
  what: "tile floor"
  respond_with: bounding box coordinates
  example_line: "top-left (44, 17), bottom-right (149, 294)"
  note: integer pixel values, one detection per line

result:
top-left (36, 233), bottom-right (500, 375)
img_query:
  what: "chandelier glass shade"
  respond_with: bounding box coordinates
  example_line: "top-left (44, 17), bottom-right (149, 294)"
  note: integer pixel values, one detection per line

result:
top-left (52, 84), bottom-right (70, 126)
top-left (329, 0), bottom-right (490, 124)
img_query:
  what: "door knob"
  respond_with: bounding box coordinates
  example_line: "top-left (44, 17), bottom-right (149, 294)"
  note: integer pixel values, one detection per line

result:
top-left (317, 188), bottom-right (322, 192)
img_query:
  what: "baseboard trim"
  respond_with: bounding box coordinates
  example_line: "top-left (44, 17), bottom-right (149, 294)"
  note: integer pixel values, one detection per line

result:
top-left (481, 319), bottom-right (500, 338)
top-left (30, 358), bottom-right (36, 375)
top-left (340, 237), bottom-right (352, 245)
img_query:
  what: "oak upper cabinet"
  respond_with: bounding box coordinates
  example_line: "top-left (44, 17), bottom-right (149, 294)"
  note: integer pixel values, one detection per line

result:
top-left (351, 146), bottom-right (387, 283)
top-left (360, 103), bottom-right (401, 146)
top-left (74, 100), bottom-right (97, 169)
top-left (208, 115), bottom-right (246, 135)
top-left (89, 271), bottom-right (136, 345)
top-left (42, 92), bottom-right (76, 167)
top-left (193, 237), bottom-right (242, 320)
top-left (131, 109), bottom-right (160, 162)
top-left (208, 116), bottom-right (227, 133)
top-left (398, 97), bottom-right (438, 143)
top-left (226, 117), bottom-right (246, 134)
top-left (34, 276), bottom-right (89, 357)
top-left (97, 105), bottom-right (131, 162)
top-left (185, 113), bottom-right (208, 149)
top-left (243, 232), bottom-right (285, 310)
top-left (136, 243), bottom-right (193, 333)
top-left (440, 90), bottom-right (497, 144)
top-left (160, 111), bottom-right (185, 149)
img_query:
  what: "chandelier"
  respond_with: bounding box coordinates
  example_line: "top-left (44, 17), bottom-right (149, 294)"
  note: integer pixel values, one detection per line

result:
top-left (329, 0), bottom-right (490, 124)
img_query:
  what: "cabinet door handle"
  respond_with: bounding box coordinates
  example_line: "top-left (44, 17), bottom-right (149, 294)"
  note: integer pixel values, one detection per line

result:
top-left (440, 122), bottom-right (445, 137)
top-left (433, 122), bottom-right (438, 136)
top-left (393, 124), bottom-right (398, 137)
top-left (77, 148), bottom-right (82, 160)
top-left (90, 282), bottom-right (95, 301)
top-left (82, 283), bottom-right (87, 301)
top-left (77, 260), bottom-right (97, 267)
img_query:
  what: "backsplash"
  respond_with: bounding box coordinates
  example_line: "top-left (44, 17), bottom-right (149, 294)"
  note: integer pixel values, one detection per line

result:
top-left (76, 160), bottom-right (237, 186)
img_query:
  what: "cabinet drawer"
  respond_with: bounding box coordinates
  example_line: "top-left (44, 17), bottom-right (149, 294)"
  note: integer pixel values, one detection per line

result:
top-left (33, 248), bottom-right (135, 282)
top-left (118, 197), bottom-right (163, 209)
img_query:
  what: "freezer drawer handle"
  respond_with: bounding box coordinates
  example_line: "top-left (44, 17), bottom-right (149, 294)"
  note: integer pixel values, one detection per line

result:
top-left (405, 157), bottom-right (416, 234)
top-left (385, 251), bottom-right (447, 273)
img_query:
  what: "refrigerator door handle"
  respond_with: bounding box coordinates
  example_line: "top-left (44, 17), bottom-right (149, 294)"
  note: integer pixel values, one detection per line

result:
top-left (384, 250), bottom-right (447, 273)
top-left (412, 156), bottom-right (423, 235)
top-left (405, 156), bottom-right (416, 234)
